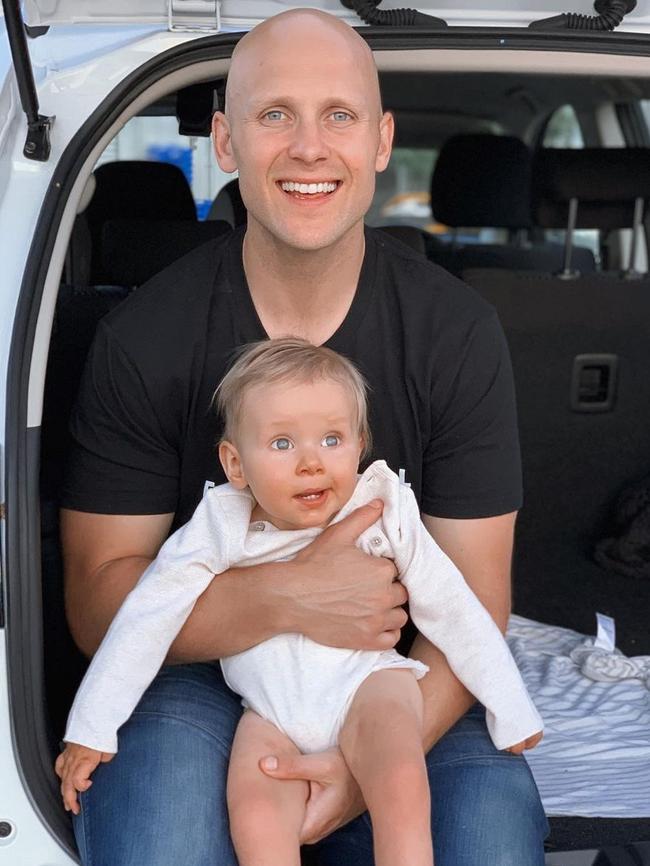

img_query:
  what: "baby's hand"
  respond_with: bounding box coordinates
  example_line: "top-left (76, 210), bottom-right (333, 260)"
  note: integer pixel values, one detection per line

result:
top-left (54, 743), bottom-right (115, 814)
top-left (506, 730), bottom-right (543, 755)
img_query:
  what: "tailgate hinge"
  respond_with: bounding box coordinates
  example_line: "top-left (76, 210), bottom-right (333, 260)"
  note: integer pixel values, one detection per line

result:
top-left (168, 0), bottom-right (221, 33)
top-left (1, 0), bottom-right (55, 162)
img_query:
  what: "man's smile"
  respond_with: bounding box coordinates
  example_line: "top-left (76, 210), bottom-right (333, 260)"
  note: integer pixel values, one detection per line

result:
top-left (277, 180), bottom-right (341, 200)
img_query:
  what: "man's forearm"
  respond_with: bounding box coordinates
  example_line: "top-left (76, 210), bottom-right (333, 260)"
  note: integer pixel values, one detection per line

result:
top-left (66, 502), bottom-right (403, 663)
top-left (67, 556), bottom-right (154, 658)
top-left (410, 602), bottom-right (512, 751)
top-left (415, 511), bottom-right (516, 750)
top-left (409, 634), bottom-right (476, 751)
top-left (168, 561), bottom-right (296, 662)
top-left (69, 556), bottom-right (296, 662)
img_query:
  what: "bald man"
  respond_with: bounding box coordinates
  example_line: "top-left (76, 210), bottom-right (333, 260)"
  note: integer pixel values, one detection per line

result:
top-left (61, 9), bottom-right (548, 865)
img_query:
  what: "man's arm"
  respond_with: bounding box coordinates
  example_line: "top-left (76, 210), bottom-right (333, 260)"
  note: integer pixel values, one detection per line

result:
top-left (61, 504), bottom-right (406, 662)
top-left (412, 511), bottom-right (516, 750)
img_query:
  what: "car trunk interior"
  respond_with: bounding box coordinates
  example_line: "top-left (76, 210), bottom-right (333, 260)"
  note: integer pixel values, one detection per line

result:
top-left (33, 47), bottom-right (650, 857)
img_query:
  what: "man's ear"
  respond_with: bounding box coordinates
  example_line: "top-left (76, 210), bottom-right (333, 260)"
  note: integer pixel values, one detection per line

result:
top-left (375, 110), bottom-right (394, 173)
top-left (212, 111), bottom-right (238, 173)
top-left (218, 440), bottom-right (248, 489)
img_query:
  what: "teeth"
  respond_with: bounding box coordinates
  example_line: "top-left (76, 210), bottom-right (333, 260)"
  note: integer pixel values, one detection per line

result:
top-left (300, 492), bottom-right (322, 500)
top-left (281, 181), bottom-right (337, 194)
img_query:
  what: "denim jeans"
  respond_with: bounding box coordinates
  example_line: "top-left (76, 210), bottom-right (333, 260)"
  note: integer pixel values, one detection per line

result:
top-left (73, 662), bottom-right (549, 866)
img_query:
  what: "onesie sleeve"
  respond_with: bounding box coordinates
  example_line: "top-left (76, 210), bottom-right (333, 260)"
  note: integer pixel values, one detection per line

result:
top-left (388, 484), bottom-right (542, 750)
top-left (64, 490), bottom-right (231, 753)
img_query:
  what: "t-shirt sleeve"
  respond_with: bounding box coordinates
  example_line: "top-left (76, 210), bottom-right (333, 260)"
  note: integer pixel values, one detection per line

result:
top-left (421, 309), bottom-right (522, 519)
top-left (60, 320), bottom-right (180, 515)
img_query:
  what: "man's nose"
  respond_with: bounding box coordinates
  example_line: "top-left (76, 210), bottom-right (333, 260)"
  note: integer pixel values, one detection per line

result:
top-left (287, 117), bottom-right (329, 163)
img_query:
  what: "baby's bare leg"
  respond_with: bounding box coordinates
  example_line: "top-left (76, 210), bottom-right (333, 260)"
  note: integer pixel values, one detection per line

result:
top-left (339, 669), bottom-right (434, 866)
top-left (227, 709), bottom-right (308, 866)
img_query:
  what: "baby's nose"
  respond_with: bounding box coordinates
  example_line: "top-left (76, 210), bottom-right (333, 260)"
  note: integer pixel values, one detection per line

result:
top-left (296, 450), bottom-right (324, 474)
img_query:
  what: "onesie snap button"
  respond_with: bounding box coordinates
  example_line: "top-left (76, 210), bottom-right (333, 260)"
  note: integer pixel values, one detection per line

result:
top-left (371, 536), bottom-right (383, 546)
top-left (251, 521), bottom-right (266, 532)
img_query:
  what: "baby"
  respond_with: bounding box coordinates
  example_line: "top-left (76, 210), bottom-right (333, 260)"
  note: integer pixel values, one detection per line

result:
top-left (56, 337), bottom-right (543, 866)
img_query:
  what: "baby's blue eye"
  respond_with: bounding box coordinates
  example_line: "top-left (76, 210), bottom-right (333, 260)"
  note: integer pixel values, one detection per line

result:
top-left (322, 435), bottom-right (340, 447)
top-left (271, 437), bottom-right (293, 450)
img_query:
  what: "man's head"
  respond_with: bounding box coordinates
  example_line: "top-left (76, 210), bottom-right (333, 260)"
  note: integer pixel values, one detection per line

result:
top-left (216, 337), bottom-right (371, 529)
top-left (212, 9), bottom-right (393, 252)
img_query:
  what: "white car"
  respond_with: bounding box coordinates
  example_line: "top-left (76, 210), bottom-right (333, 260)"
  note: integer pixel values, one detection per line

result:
top-left (1, 1), bottom-right (650, 863)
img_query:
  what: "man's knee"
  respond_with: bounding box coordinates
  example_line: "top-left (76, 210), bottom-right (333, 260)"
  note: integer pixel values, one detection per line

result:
top-left (428, 755), bottom-right (548, 866)
top-left (72, 665), bottom-right (242, 866)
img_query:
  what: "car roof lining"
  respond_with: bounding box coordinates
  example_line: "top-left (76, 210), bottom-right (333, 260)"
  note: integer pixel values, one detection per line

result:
top-left (140, 50), bottom-right (650, 142)
top-left (377, 47), bottom-right (650, 77)
top-left (385, 72), bottom-right (650, 145)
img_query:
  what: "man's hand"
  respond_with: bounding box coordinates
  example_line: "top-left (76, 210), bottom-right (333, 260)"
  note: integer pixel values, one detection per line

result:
top-left (288, 500), bottom-right (408, 651)
top-left (259, 748), bottom-right (365, 843)
top-left (54, 743), bottom-right (115, 815)
top-left (62, 500), bottom-right (407, 664)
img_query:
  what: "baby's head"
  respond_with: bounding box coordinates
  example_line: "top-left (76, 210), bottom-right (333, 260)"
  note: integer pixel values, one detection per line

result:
top-left (215, 337), bottom-right (371, 529)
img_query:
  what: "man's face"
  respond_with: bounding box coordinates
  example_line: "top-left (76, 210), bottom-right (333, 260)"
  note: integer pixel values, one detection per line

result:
top-left (212, 15), bottom-right (393, 252)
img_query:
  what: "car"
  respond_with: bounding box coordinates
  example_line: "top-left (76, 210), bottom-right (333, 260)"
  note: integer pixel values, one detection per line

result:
top-left (1, 1), bottom-right (650, 863)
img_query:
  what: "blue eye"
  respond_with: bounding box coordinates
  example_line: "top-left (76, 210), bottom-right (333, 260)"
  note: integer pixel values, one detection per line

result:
top-left (331, 111), bottom-right (352, 122)
top-left (265, 110), bottom-right (285, 122)
top-left (271, 437), bottom-right (293, 450)
top-left (322, 434), bottom-right (340, 447)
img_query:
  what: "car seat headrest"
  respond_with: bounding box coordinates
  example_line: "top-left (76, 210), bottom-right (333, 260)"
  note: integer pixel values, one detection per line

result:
top-left (101, 218), bottom-right (231, 286)
top-left (532, 148), bottom-right (650, 230)
top-left (431, 134), bottom-right (532, 230)
top-left (87, 160), bottom-right (197, 223)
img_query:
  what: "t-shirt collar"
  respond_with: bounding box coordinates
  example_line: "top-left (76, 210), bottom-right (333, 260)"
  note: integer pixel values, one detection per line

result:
top-left (223, 225), bottom-right (377, 348)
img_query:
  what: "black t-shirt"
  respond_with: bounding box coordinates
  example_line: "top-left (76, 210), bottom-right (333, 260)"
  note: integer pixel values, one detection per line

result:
top-left (61, 226), bottom-right (522, 529)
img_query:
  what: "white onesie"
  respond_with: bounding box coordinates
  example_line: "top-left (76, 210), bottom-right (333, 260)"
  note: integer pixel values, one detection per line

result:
top-left (65, 461), bottom-right (543, 754)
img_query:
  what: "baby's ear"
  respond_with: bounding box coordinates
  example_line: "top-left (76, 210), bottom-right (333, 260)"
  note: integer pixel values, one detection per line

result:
top-left (359, 435), bottom-right (367, 461)
top-left (218, 441), bottom-right (248, 489)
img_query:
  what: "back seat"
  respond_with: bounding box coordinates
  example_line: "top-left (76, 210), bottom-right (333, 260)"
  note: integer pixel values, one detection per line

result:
top-left (41, 283), bottom-right (131, 732)
top-left (427, 134), bottom-right (595, 275)
top-left (84, 160), bottom-right (199, 284)
top-left (207, 176), bottom-right (248, 227)
top-left (42, 162), bottom-right (233, 731)
top-left (100, 218), bottom-right (231, 287)
top-left (463, 147), bottom-right (650, 633)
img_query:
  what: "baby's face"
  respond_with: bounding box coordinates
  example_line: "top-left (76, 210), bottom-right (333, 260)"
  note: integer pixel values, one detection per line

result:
top-left (223, 377), bottom-right (363, 530)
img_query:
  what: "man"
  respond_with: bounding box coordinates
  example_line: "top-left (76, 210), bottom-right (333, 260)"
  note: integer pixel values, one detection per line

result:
top-left (61, 9), bottom-right (548, 865)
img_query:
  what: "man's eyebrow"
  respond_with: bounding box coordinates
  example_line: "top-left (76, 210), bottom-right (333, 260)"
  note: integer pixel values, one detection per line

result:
top-left (246, 95), bottom-right (365, 112)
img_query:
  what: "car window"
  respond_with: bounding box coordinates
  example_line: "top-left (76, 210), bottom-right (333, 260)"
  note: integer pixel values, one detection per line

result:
top-left (96, 115), bottom-right (236, 219)
top-left (641, 100), bottom-right (650, 134)
top-left (366, 146), bottom-right (438, 232)
top-left (542, 104), bottom-right (584, 149)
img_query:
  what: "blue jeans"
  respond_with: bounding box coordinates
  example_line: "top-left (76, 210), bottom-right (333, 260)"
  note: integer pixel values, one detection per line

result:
top-left (73, 662), bottom-right (549, 866)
